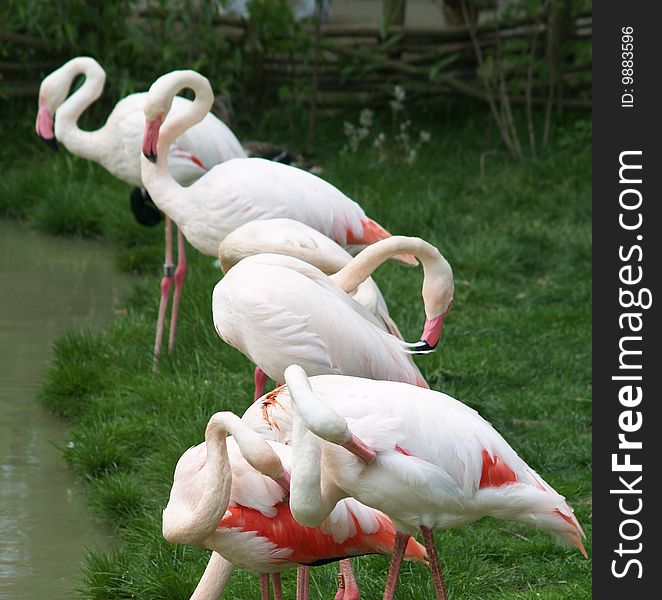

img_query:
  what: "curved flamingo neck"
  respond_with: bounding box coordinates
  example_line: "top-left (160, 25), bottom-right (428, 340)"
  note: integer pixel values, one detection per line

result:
top-left (52, 57), bottom-right (107, 161)
top-left (189, 552), bottom-right (234, 600)
top-left (162, 422), bottom-right (233, 545)
top-left (156, 72), bottom-right (214, 159)
top-left (141, 71), bottom-right (215, 220)
top-left (331, 236), bottom-right (453, 318)
top-left (210, 412), bottom-right (286, 479)
top-left (162, 411), bottom-right (288, 546)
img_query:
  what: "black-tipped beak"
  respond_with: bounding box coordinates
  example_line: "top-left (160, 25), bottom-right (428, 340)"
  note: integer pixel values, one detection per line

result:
top-left (142, 116), bottom-right (162, 164)
top-left (404, 340), bottom-right (437, 355)
top-left (39, 135), bottom-right (59, 152)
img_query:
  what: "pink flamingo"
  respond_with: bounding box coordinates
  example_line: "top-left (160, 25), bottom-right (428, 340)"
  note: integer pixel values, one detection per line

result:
top-left (213, 236), bottom-right (454, 397)
top-left (218, 218), bottom-right (404, 399)
top-left (279, 366), bottom-right (586, 600)
top-left (35, 57), bottom-right (246, 365)
top-left (163, 411), bottom-right (426, 599)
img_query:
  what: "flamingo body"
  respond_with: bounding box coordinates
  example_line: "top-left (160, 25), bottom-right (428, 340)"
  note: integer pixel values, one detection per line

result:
top-left (145, 155), bottom-right (388, 257)
top-left (212, 253), bottom-right (427, 387)
top-left (279, 371), bottom-right (586, 553)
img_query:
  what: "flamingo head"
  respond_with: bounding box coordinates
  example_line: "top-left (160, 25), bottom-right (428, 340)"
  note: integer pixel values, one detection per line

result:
top-left (141, 114), bottom-right (163, 163)
top-left (35, 68), bottom-right (74, 151)
top-left (35, 101), bottom-right (57, 151)
top-left (142, 76), bottom-right (178, 163)
top-left (409, 297), bottom-right (454, 355)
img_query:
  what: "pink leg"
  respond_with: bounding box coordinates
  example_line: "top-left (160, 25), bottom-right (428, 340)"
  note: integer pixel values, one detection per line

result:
top-left (272, 573), bottom-right (283, 600)
top-left (260, 573), bottom-right (270, 600)
top-left (420, 526), bottom-right (447, 600)
top-left (254, 366), bottom-right (268, 400)
top-left (334, 559), bottom-right (360, 600)
top-left (153, 217), bottom-right (174, 371)
top-left (296, 566), bottom-right (309, 600)
top-left (382, 531), bottom-right (410, 600)
top-left (334, 569), bottom-right (345, 600)
top-left (167, 226), bottom-right (187, 354)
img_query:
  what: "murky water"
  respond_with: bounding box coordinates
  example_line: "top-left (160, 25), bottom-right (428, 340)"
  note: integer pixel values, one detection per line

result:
top-left (0, 219), bottom-right (132, 599)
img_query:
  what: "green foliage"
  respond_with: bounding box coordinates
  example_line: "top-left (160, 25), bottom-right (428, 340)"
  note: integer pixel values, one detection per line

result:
top-left (2, 0), bottom-right (310, 119)
top-left (1, 103), bottom-right (594, 598)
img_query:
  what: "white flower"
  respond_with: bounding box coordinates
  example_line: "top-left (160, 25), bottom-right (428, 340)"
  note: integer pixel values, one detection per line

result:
top-left (406, 149), bottom-right (418, 164)
top-left (343, 121), bottom-right (355, 136)
top-left (393, 85), bottom-right (406, 102)
top-left (420, 130), bottom-right (431, 143)
top-left (359, 109), bottom-right (374, 128)
top-left (373, 132), bottom-right (386, 148)
top-left (390, 99), bottom-right (404, 112)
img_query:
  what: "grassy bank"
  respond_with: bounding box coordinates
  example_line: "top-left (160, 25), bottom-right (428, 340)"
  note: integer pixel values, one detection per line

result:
top-left (1, 106), bottom-right (592, 599)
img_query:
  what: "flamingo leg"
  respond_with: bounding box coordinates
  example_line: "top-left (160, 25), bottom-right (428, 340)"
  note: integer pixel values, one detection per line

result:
top-left (167, 226), bottom-right (187, 354)
top-left (296, 566), bottom-right (309, 600)
top-left (153, 216), bottom-right (174, 371)
top-left (420, 526), bottom-right (448, 600)
top-left (254, 366), bottom-right (269, 400)
top-left (260, 573), bottom-right (270, 600)
top-left (334, 559), bottom-right (360, 600)
top-left (381, 531), bottom-right (410, 600)
top-left (272, 573), bottom-right (283, 600)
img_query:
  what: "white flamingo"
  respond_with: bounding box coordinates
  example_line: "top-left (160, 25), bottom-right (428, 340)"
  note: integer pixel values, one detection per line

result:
top-left (279, 366), bottom-right (587, 600)
top-left (139, 69), bottom-right (418, 261)
top-left (35, 57), bottom-right (246, 363)
top-left (163, 411), bottom-right (426, 600)
top-left (218, 218), bottom-right (404, 398)
top-left (213, 235), bottom-right (454, 397)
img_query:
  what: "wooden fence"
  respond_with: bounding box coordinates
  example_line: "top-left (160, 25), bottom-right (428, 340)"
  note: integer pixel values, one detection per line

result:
top-left (1, 8), bottom-right (591, 111)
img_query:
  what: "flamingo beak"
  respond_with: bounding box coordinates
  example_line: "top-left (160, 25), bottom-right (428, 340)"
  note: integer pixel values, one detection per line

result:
top-left (142, 116), bottom-right (162, 163)
top-left (341, 434), bottom-right (377, 464)
top-left (35, 101), bottom-right (58, 151)
top-left (405, 313), bottom-right (446, 355)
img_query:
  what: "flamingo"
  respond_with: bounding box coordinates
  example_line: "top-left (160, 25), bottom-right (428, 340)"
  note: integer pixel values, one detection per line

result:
top-left (212, 235), bottom-right (454, 396)
top-left (278, 366), bottom-right (587, 600)
top-left (139, 69), bottom-right (417, 261)
top-left (218, 218), bottom-right (404, 399)
top-left (35, 57), bottom-right (247, 364)
top-left (163, 411), bottom-right (427, 600)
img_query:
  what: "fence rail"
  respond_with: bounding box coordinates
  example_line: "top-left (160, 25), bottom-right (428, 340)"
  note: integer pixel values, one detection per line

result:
top-left (1, 10), bottom-right (591, 112)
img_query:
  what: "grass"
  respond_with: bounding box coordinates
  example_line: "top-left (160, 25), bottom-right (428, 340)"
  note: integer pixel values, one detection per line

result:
top-left (1, 103), bottom-right (591, 599)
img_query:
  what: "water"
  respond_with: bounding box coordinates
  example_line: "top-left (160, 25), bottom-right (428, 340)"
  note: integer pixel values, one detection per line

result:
top-left (0, 219), bottom-right (132, 599)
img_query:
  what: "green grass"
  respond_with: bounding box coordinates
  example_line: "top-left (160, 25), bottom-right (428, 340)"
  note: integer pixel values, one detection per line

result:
top-left (1, 105), bottom-right (591, 599)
